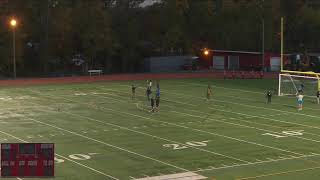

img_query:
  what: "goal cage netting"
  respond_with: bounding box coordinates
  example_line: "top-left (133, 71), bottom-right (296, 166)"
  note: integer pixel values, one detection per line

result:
top-left (278, 73), bottom-right (320, 98)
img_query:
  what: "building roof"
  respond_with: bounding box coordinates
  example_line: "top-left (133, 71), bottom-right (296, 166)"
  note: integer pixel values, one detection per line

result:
top-left (211, 49), bottom-right (262, 55)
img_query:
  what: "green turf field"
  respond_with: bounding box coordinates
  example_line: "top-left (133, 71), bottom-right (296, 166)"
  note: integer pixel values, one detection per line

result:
top-left (1, 78), bottom-right (320, 180)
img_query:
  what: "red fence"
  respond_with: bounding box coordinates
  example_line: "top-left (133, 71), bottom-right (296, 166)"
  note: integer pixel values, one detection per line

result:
top-left (0, 72), bottom-right (278, 86)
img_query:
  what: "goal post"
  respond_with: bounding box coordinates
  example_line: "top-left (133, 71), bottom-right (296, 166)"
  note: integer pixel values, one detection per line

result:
top-left (279, 72), bottom-right (320, 97)
top-left (317, 74), bottom-right (320, 91)
top-left (278, 17), bottom-right (320, 97)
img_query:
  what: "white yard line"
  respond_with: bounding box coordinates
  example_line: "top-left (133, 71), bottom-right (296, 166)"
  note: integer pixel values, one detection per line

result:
top-left (170, 111), bottom-right (304, 156)
top-left (97, 89), bottom-right (320, 132)
top-left (193, 153), bottom-right (320, 173)
top-left (25, 90), bottom-right (307, 157)
top-left (178, 82), bottom-right (265, 95)
top-left (32, 105), bottom-right (249, 163)
top-left (159, 88), bottom-right (320, 120)
top-left (78, 88), bottom-right (320, 147)
top-left (61, 87), bottom-right (320, 149)
top-left (10, 112), bottom-right (189, 172)
top-left (0, 106), bottom-right (44, 111)
top-left (94, 88), bottom-right (320, 138)
top-left (94, 89), bottom-right (320, 142)
top-left (192, 108), bottom-right (320, 141)
top-left (103, 86), bottom-right (197, 107)
top-left (0, 130), bottom-right (119, 180)
top-left (5, 85), bottom-right (320, 175)
top-left (208, 107), bottom-right (320, 137)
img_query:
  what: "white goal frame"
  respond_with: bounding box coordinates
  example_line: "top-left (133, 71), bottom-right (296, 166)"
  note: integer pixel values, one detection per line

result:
top-left (278, 73), bottom-right (320, 97)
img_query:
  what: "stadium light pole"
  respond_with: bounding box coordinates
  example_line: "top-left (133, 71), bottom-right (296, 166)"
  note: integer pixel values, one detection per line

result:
top-left (259, 0), bottom-right (265, 72)
top-left (10, 18), bottom-right (17, 79)
top-left (281, 17), bottom-right (284, 72)
top-left (204, 50), bottom-right (210, 56)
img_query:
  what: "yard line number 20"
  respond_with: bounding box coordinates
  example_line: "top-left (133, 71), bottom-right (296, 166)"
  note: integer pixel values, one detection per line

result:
top-left (163, 140), bottom-right (210, 150)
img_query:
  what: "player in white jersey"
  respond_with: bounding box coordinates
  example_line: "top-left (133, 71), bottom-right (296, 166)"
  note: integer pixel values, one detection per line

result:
top-left (297, 93), bottom-right (304, 111)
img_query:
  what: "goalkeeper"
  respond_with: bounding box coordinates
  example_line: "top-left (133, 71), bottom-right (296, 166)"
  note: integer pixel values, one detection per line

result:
top-left (298, 84), bottom-right (304, 93)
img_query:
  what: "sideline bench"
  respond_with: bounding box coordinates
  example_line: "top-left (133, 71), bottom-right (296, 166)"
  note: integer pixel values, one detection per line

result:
top-left (88, 70), bottom-right (103, 76)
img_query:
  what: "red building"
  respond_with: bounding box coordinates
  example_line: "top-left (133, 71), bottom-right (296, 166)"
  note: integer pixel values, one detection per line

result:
top-left (200, 50), bottom-right (282, 72)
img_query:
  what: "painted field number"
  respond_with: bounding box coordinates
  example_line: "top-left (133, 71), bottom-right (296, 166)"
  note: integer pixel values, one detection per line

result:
top-left (163, 140), bottom-right (210, 150)
top-left (54, 153), bottom-right (99, 164)
top-left (263, 130), bottom-right (304, 138)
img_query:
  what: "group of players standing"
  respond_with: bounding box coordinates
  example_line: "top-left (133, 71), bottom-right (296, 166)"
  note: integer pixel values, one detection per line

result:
top-left (132, 81), bottom-right (319, 112)
top-left (131, 80), bottom-right (160, 112)
top-left (266, 84), bottom-right (320, 111)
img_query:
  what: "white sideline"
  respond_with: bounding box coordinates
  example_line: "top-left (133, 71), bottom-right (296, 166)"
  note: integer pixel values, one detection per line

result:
top-left (26, 90), bottom-right (306, 157)
top-left (0, 130), bottom-right (119, 180)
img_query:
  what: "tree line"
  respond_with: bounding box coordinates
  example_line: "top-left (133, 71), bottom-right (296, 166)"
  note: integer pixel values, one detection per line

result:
top-left (0, 0), bottom-right (319, 77)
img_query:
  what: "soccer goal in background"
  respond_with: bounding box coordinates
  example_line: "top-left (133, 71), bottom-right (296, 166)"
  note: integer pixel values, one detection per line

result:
top-left (277, 17), bottom-right (320, 97)
top-left (278, 72), bottom-right (320, 97)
